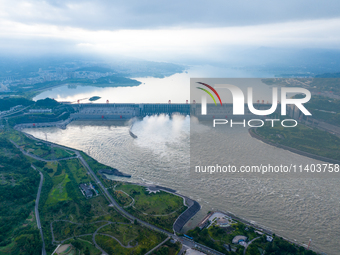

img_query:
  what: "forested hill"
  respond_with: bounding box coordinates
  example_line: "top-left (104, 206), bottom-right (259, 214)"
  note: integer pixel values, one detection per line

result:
top-left (0, 135), bottom-right (42, 254)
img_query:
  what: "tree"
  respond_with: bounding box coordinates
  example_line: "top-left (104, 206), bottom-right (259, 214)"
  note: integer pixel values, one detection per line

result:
top-left (155, 246), bottom-right (169, 255)
top-left (84, 247), bottom-right (90, 255)
top-left (35, 161), bottom-right (46, 168)
top-left (71, 240), bottom-right (83, 250)
top-left (35, 98), bottom-right (59, 108)
top-left (248, 245), bottom-right (260, 255)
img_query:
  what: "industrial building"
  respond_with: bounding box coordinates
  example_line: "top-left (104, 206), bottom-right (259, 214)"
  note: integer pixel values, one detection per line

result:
top-left (79, 183), bottom-right (93, 198)
top-left (29, 109), bottom-right (52, 113)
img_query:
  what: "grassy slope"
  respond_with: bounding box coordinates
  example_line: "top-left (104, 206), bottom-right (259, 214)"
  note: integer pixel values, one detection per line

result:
top-left (256, 124), bottom-right (340, 161)
top-left (95, 226), bottom-right (166, 255)
top-left (0, 131), bottom-right (42, 255)
top-left (113, 183), bottom-right (187, 232)
top-left (1, 130), bottom-right (179, 254)
top-left (8, 129), bottom-right (75, 160)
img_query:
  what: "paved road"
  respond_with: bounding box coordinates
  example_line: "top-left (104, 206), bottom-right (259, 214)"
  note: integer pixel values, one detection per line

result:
top-left (31, 165), bottom-right (47, 255)
top-left (50, 219), bottom-right (129, 243)
top-left (303, 118), bottom-right (340, 137)
top-left (96, 233), bottom-right (138, 248)
top-left (76, 150), bottom-right (175, 236)
top-left (178, 237), bottom-right (225, 255)
top-left (0, 105), bottom-right (31, 119)
top-left (92, 223), bottom-right (111, 255)
top-left (112, 187), bottom-right (135, 208)
top-left (21, 132), bottom-right (224, 255)
top-left (145, 237), bottom-right (170, 255)
top-left (243, 237), bottom-right (261, 255)
top-left (10, 139), bottom-right (77, 162)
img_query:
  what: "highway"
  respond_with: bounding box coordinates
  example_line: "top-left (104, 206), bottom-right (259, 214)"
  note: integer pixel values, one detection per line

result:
top-left (77, 151), bottom-right (224, 254)
top-left (9, 139), bottom-right (78, 163)
top-left (31, 165), bottom-right (47, 255)
top-left (0, 105), bottom-right (31, 119)
top-left (76, 151), bottom-right (172, 234)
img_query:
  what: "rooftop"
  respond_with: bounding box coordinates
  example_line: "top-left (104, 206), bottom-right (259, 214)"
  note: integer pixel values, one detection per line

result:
top-left (232, 235), bottom-right (248, 244)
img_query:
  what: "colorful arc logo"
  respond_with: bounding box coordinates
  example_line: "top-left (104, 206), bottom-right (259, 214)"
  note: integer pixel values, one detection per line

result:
top-left (196, 82), bottom-right (223, 106)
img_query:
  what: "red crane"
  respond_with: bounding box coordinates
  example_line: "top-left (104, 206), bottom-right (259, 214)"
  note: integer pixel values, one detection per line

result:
top-left (307, 239), bottom-right (312, 250)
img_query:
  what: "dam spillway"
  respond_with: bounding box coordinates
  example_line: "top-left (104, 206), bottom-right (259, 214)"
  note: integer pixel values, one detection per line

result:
top-left (68, 103), bottom-right (286, 120)
top-left (70, 103), bottom-right (191, 119)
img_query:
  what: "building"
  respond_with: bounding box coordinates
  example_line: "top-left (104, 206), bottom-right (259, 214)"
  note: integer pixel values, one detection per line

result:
top-left (10, 105), bottom-right (23, 111)
top-left (0, 105), bottom-right (23, 116)
top-left (29, 109), bottom-right (52, 113)
top-left (232, 235), bottom-right (248, 244)
top-left (216, 218), bottom-right (230, 228)
top-left (79, 183), bottom-right (93, 198)
top-left (0, 83), bottom-right (8, 92)
top-left (266, 236), bottom-right (273, 242)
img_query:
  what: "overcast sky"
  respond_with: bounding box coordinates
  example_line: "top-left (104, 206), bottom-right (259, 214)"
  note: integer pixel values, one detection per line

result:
top-left (1, 0), bottom-right (340, 62)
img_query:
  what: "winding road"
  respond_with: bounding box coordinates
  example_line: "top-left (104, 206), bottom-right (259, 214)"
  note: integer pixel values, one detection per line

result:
top-left (16, 133), bottom-right (222, 255)
top-left (31, 164), bottom-right (47, 255)
top-left (243, 237), bottom-right (261, 255)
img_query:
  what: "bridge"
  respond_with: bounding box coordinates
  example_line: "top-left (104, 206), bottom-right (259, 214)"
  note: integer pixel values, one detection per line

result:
top-left (68, 103), bottom-right (285, 120)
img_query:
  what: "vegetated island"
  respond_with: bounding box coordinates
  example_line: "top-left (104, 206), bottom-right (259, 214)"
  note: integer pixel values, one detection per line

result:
top-left (89, 96), bottom-right (101, 102)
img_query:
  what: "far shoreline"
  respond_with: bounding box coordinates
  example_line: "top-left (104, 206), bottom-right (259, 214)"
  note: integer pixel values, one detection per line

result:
top-left (249, 127), bottom-right (340, 164)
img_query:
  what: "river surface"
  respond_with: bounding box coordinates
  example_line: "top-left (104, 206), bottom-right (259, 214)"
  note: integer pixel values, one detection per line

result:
top-left (24, 117), bottom-right (340, 255)
top-left (28, 67), bottom-right (340, 254)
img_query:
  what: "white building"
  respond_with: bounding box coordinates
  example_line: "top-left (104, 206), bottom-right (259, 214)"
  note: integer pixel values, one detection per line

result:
top-left (29, 109), bottom-right (52, 113)
top-left (266, 236), bottom-right (273, 242)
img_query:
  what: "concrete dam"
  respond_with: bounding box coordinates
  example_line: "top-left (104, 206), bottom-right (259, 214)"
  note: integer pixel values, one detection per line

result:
top-left (15, 103), bottom-right (299, 130)
top-left (70, 103), bottom-right (191, 120)
top-left (69, 103), bottom-right (283, 120)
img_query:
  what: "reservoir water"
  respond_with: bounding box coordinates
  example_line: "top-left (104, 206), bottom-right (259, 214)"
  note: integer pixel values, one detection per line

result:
top-left (27, 67), bottom-right (340, 254)
top-left (24, 117), bottom-right (340, 255)
top-left (33, 66), bottom-right (275, 104)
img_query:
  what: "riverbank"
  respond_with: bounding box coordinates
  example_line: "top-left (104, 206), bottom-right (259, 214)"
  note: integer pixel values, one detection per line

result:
top-left (20, 119), bottom-right (332, 254)
top-left (190, 210), bottom-right (321, 255)
top-left (249, 127), bottom-right (340, 164)
top-left (98, 168), bottom-right (132, 178)
top-left (19, 128), bottom-right (201, 233)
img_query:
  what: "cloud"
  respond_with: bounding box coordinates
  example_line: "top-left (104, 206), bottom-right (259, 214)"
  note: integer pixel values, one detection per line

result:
top-left (0, 0), bottom-right (340, 62)
top-left (1, 0), bottom-right (340, 30)
top-left (1, 16), bottom-right (340, 61)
